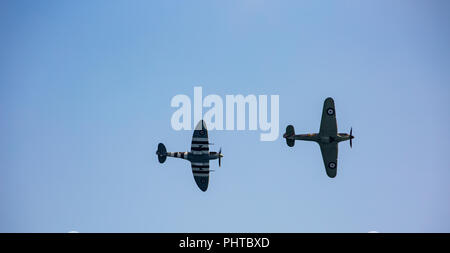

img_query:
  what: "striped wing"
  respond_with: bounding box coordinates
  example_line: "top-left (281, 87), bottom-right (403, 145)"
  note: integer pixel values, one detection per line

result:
top-left (191, 120), bottom-right (210, 191)
top-left (191, 161), bottom-right (209, 192)
top-left (191, 120), bottom-right (209, 155)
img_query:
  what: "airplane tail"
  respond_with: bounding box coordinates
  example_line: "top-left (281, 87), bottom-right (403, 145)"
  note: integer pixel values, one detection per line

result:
top-left (283, 125), bottom-right (295, 147)
top-left (156, 143), bottom-right (167, 163)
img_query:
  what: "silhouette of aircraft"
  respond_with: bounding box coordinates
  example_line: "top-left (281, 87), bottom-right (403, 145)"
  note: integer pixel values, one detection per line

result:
top-left (156, 120), bottom-right (223, 191)
top-left (283, 97), bottom-right (354, 178)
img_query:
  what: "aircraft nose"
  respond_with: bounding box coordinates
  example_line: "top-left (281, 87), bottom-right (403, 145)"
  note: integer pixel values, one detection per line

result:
top-left (220, 153), bottom-right (224, 158)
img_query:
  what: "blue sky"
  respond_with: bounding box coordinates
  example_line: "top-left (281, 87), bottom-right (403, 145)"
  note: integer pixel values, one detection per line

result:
top-left (1, 0), bottom-right (449, 232)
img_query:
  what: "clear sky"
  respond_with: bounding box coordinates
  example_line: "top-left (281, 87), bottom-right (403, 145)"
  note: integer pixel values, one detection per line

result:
top-left (1, 0), bottom-right (449, 232)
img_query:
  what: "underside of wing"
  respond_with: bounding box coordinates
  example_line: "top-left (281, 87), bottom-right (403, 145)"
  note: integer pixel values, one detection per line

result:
top-left (319, 97), bottom-right (337, 136)
top-left (319, 143), bottom-right (338, 178)
top-left (191, 161), bottom-right (209, 191)
top-left (191, 120), bottom-right (209, 155)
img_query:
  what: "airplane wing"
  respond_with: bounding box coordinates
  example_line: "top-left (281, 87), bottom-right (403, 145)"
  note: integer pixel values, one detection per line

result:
top-left (191, 120), bottom-right (209, 155)
top-left (191, 161), bottom-right (209, 191)
top-left (319, 143), bottom-right (338, 178)
top-left (319, 97), bottom-right (337, 136)
top-left (191, 120), bottom-right (210, 191)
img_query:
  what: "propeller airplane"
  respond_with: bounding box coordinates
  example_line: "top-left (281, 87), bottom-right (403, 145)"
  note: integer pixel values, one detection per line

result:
top-left (283, 97), bottom-right (354, 178)
top-left (156, 120), bottom-right (223, 191)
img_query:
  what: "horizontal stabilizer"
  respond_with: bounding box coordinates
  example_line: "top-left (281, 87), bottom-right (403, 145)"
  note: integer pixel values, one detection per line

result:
top-left (284, 125), bottom-right (295, 147)
top-left (156, 143), bottom-right (167, 163)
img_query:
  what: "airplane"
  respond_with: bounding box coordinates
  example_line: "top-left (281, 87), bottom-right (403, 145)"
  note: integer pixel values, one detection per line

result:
top-left (156, 120), bottom-right (223, 192)
top-left (283, 97), bottom-right (354, 178)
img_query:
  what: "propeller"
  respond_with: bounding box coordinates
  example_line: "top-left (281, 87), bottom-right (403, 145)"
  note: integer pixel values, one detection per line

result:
top-left (218, 148), bottom-right (223, 167)
top-left (350, 127), bottom-right (354, 148)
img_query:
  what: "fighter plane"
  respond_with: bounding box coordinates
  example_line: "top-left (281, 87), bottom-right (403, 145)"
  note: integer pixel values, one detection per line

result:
top-left (156, 120), bottom-right (223, 191)
top-left (283, 97), bottom-right (354, 178)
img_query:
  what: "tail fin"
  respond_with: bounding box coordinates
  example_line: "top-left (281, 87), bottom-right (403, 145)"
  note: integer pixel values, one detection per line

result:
top-left (156, 143), bottom-right (167, 163)
top-left (284, 125), bottom-right (295, 147)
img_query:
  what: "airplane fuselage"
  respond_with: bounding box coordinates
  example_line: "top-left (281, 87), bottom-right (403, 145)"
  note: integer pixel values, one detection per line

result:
top-left (166, 152), bottom-right (221, 162)
top-left (290, 133), bottom-right (353, 144)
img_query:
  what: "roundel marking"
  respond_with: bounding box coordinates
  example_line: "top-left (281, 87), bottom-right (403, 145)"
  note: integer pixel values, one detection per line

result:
top-left (199, 130), bottom-right (205, 136)
top-left (327, 108), bottom-right (335, 116)
top-left (328, 162), bottom-right (336, 169)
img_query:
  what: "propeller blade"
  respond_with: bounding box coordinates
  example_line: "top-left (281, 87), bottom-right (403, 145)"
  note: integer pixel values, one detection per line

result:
top-left (219, 148), bottom-right (222, 167)
top-left (350, 127), bottom-right (353, 148)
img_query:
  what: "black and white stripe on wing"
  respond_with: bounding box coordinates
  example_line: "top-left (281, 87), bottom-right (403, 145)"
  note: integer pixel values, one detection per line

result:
top-left (190, 120), bottom-right (210, 192)
top-left (191, 120), bottom-right (209, 155)
top-left (191, 161), bottom-right (210, 191)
